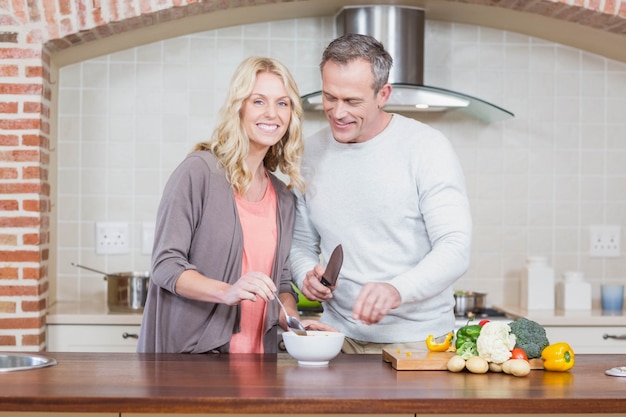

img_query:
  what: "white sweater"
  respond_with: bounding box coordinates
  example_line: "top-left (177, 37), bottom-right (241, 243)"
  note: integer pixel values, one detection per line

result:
top-left (290, 114), bottom-right (472, 343)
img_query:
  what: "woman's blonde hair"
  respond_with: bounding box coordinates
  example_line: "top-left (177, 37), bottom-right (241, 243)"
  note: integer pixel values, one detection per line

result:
top-left (193, 56), bottom-right (305, 194)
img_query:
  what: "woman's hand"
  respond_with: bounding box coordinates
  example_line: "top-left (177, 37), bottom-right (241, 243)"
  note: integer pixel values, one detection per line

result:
top-left (223, 271), bottom-right (277, 305)
top-left (174, 270), bottom-right (276, 306)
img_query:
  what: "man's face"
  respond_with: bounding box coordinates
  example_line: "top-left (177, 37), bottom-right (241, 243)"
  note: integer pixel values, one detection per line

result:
top-left (321, 58), bottom-right (391, 144)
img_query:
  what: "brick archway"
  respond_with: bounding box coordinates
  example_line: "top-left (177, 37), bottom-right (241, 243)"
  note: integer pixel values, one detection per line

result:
top-left (1, 0), bottom-right (625, 351)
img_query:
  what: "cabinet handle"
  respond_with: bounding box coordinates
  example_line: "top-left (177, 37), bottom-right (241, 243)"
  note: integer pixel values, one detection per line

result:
top-left (603, 333), bottom-right (626, 340)
top-left (122, 332), bottom-right (139, 339)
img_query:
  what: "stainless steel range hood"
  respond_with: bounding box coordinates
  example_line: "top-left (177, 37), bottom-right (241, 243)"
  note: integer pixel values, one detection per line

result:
top-left (302, 5), bottom-right (514, 122)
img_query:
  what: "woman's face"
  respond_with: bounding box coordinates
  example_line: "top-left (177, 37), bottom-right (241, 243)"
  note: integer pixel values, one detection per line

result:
top-left (242, 71), bottom-right (291, 153)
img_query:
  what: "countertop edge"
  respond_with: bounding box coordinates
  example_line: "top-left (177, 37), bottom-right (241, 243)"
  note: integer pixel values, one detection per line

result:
top-left (47, 302), bottom-right (143, 325)
top-left (495, 305), bottom-right (626, 326)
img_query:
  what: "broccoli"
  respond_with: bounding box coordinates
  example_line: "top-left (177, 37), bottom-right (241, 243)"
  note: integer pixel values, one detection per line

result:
top-left (508, 317), bottom-right (550, 359)
top-left (456, 341), bottom-right (478, 360)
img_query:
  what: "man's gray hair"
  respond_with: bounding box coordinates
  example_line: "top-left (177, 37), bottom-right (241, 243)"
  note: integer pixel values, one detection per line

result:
top-left (320, 33), bottom-right (393, 94)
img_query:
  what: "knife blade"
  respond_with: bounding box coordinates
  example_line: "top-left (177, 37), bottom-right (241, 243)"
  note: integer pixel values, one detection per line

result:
top-left (321, 244), bottom-right (343, 287)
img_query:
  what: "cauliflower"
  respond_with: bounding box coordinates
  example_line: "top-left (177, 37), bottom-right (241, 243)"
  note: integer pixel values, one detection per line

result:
top-left (476, 321), bottom-right (517, 364)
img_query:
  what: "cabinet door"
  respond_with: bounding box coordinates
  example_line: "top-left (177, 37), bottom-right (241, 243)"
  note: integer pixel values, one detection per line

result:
top-left (544, 326), bottom-right (626, 354)
top-left (123, 414), bottom-right (413, 417)
top-left (0, 414), bottom-right (116, 417)
top-left (47, 324), bottom-right (141, 352)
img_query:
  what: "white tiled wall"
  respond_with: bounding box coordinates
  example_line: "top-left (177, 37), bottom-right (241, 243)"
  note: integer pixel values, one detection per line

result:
top-left (56, 16), bottom-right (626, 308)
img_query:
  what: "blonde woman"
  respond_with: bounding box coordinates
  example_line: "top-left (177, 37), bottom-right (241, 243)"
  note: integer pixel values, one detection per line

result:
top-left (138, 57), bottom-right (333, 353)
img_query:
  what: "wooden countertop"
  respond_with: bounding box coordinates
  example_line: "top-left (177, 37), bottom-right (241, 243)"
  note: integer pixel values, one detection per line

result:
top-left (1, 352), bottom-right (625, 414)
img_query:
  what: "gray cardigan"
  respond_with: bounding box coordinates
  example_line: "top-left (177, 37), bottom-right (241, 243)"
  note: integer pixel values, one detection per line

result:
top-left (137, 151), bottom-right (297, 353)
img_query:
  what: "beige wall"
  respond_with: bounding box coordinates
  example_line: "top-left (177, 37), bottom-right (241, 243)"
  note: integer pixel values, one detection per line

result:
top-left (2, 0), bottom-right (626, 350)
top-left (56, 17), bottom-right (626, 311)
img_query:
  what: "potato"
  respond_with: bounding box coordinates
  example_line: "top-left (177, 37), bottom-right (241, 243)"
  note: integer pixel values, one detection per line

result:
top-left (489, 362), bottom-right (503, 373)
top-left (465, 356), bottom-right (489, 374)
top-left (446, 355), bottom-right (466, 372)
top-left (502, 360), bottom-right (512, 374)
top-left (502, 359), bottom-right (531, 377)
top-left (508, 359), bottom-right (531, 377)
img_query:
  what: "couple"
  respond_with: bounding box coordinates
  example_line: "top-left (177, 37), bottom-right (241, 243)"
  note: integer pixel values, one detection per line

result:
top-left (137, 34), bottom-right (472, 355)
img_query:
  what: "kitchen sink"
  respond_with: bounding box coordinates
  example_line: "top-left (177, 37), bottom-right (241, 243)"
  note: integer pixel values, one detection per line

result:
top-left (0, 353), bottom-right (57, 372)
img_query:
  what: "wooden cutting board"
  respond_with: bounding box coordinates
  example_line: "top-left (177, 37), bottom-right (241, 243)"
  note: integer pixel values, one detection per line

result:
top-left (382, 348), bottom-right (545, 371)
top-left (382, 348), bottom-right (455, 370)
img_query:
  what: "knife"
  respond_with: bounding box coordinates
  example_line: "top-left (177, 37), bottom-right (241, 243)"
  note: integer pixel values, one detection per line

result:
top-left (321, 244), bottom-right (343, 287)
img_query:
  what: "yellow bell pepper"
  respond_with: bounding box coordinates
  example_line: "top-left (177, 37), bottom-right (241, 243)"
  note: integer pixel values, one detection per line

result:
top-left (426, 332), bottom-right (454, 352)
top-left (541, 342), bottom-right (575, 371)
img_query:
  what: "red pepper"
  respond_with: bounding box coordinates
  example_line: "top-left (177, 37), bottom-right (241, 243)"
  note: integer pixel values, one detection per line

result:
top-left (478, 319), bottom-right (490, 327)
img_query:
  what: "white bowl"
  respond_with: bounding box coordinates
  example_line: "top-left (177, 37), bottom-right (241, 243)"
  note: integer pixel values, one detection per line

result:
top-left (282, 330), bottom-right (345, 366)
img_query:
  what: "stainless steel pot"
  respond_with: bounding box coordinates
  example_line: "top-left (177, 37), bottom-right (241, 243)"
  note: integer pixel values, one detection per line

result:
top-left (454, 291), bottom-right (487, 315)
top-left (104, 272), bottom-right (149, 313)
top-left (71, 263), bottom-right (149, 313)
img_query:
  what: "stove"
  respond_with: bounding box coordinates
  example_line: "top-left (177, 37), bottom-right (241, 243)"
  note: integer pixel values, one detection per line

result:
top-left (454, 308), bottom-right (511, 330)
top-left (456, 308), bottom-right (507, 320)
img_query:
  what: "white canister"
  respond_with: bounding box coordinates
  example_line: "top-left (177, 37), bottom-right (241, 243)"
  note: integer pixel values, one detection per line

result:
top-left (556, 271), bottom-right (592, 310)
top-left (520, 256), bottom-right (555, 311)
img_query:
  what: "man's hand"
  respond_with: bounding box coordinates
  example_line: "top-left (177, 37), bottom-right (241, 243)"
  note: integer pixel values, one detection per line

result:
top-left (301, 320), bottom-right (338, 332)
top-left (300, 264), bottom-right (333, 301)
top-left (352, 282), bottom-right (401, 325)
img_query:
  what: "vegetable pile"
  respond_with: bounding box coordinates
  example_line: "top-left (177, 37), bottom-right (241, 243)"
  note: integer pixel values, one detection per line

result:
top-left (440, 317), bottom-right (575, 377)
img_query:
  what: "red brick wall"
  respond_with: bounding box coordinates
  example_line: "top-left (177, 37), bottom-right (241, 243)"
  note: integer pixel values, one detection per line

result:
top-left (0, 0), bottom-right (624, 351)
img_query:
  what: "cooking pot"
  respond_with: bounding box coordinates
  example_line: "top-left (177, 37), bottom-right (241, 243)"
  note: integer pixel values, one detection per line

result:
top-left (453, 291), bottom-right (487, 315)
top-left (105, 271), bottom-right (150, 313)
top-left (71, 263), bottom-right (149, 313)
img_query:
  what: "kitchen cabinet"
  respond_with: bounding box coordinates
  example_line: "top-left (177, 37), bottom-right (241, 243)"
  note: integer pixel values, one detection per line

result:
top-left (47, 324), bottom-right (140, 352)
top-left (46, 301), bottom-right (142, 352)
top-left (0, 414), bottom-right (116, 417)
top-left (118, 413), bottom-right (602, 417)
top-left (496, 306), bottom-right (626, 354)
top-left (122, 415), bottom-right (411, 417)
top-left (543, 326), bottom-right (626, 354)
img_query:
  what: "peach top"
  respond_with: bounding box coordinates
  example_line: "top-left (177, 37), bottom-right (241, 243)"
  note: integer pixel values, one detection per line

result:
top-left (230, 178), bottom-right (277, 353)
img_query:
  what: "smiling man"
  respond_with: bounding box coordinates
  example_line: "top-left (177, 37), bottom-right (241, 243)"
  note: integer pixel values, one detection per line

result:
top-left (289, 34), bottom-right (473, 354)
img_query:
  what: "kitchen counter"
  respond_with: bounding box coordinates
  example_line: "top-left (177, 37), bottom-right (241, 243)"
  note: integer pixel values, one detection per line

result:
top-left (47, 301), bottom-right (143, 325)
top-left (48, 301), bottom-right (624, 327)
top-left (1, 352), bottom-right (625, 415)
top-left (495, 305), bottom-right (625, 326)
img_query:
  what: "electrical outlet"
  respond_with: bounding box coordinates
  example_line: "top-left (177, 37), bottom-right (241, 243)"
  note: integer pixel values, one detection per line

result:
top-left (141, 222), bottom-right (155, 255)
top-left (589, 225), bottom-right (621, 258)
top-left (95, 222), bottom-right (130, 255)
